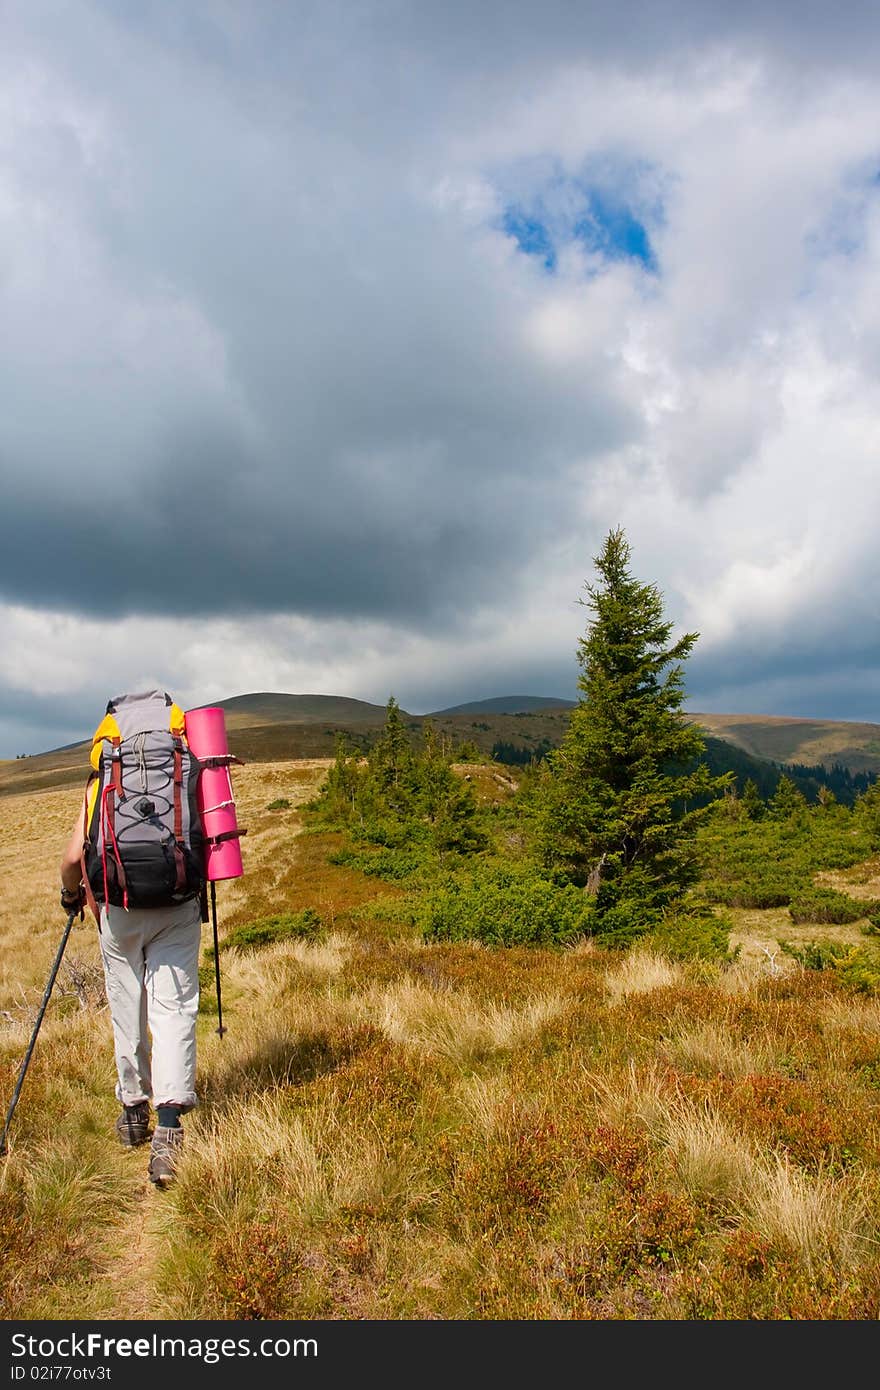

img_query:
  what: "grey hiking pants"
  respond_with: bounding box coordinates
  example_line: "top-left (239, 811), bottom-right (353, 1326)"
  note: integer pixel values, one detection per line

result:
top-left (98, 896), bottom-right (202, 1111)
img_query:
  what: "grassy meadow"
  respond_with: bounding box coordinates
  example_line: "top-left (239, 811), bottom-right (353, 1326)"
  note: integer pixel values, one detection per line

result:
top-left (2, 756), bottom-right (880, 1320)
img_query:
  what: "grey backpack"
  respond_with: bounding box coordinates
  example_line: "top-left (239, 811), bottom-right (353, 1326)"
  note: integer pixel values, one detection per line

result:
top-left (82, 690), bottom-right (205, 911)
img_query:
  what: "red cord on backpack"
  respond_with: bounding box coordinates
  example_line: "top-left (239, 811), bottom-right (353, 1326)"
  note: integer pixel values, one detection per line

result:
top-left (101, 783), bottom-right (129, 910)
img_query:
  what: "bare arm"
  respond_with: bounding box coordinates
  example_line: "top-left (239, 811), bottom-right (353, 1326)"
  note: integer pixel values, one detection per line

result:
top-left (60, 793), bottom-right (88, 894)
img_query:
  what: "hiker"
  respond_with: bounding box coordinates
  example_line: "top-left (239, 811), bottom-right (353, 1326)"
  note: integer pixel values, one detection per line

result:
top-left (59, 690), bottom-right (206, 1187)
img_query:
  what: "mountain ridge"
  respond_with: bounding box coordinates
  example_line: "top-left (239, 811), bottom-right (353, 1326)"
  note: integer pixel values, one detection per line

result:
top-left (3, 691), bottom-right (880, 798)
top-left (427, 695), bottom-right (576, 716)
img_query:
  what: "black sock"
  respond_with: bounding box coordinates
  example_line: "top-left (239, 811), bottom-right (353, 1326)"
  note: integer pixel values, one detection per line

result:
top-left (157, 1105), bottom-right (182, 1129)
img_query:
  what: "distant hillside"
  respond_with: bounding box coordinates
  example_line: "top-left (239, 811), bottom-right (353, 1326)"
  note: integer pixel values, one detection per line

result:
top-left (205, 692), bottom-right (400, 728)
top-left (427, 695), bottom-right (576, 716)
top-left (695, 736), bottom-right (875, 806)
top-left (4, 692), bottom-right (880, 799)
top-left (687, 712), bottom-right (880, 777)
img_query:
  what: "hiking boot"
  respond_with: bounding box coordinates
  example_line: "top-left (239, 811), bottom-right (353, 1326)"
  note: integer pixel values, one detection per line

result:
top-left (148, 1126), bottom-right (183, 1186)
top-left (116, 1101), bottom-right (151, 1147)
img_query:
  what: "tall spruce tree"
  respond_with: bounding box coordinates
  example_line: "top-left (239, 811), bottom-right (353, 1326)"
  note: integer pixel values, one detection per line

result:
top-left (539, 527), bottom-right (729, 939)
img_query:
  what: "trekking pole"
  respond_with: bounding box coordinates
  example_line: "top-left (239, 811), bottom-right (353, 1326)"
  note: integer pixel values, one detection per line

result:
top-left (210, 881), bottom-right (226, 1038)
top-left (0, 911), bottom-right (77, 1157)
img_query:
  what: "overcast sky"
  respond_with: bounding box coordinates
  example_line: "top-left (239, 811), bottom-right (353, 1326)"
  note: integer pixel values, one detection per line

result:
top-left (2, 1), bottom-right (880, 756)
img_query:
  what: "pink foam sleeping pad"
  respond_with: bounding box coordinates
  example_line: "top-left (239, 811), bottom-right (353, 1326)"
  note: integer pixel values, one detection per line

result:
top-left (183, 706), bottom-right (245, 880)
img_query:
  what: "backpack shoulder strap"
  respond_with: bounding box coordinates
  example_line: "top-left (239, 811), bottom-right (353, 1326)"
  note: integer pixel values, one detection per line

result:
top-left (90, 713), bottom-right (121, 771)
top-left (79, 773), bottom-right (101, 925)
top-left (168, 701), bottom-right (187, 739)
top-left (87, 713), bottom-right (126, 906)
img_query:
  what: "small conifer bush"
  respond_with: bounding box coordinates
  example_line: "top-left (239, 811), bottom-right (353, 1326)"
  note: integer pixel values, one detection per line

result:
top-left (421, 865), bottom-right (591, 947)
top-left (788, 888), bottom-right (872, 925)
top-left (644, 906), bottom-right (734, 962)
top-left (219, 908), bottom-right (325, 952)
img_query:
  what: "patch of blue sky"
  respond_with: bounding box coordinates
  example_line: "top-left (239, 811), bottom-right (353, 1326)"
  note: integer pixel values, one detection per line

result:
top-left (574, 190), bottom-right (658, 271)
top-left (500, 164), bottom-right (662, 277)
top-left (501, 209), bottom-right (557, 269)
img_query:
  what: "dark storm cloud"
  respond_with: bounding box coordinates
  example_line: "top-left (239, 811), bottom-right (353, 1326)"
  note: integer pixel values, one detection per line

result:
top-left (0, 0), bottom-right (643, 625)
top-left (0, 352), bottom-right (634, 622)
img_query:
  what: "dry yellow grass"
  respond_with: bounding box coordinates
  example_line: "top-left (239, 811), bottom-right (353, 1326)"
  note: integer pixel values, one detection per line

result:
top-left (725, 905), bottom-right (867, 970)
top-left (585, 1060), bottom-right (676, 1134)
top-left (584, 1068), bottom-right (877, 1273)
top-left (358, 980), bottom-right (566, 1063)
top-left (816, 857), bottom-right (880, 897)
top-left (661, 1019), bottom-right (776, 1079)
top-left (819, 995), bottom-right (880, 1035)
top-left (731, 1153), bottom-right (875, 1272)
top-left (603, 949), bottom-right (683, 1002)
top-left (0, 784), bottom-right (105, 1008)
top-left (220, 932), bottom-right (351, 996)
top-left (663, 1097), bottom-right (759, 1201)
top-left (454, 1073), bottom-right (520, 1137)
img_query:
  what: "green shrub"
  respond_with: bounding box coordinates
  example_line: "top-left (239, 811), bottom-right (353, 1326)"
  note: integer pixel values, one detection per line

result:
top-left (421, 865), bottom-right (592, 947)
top-left (589, 897), bottom-right (661, 948)
top-left (220, 909), bottom-right (325, 953)
top-left (853, 782), bottom-right (880, 847)
top-left (702, 878), bottom-right (792, 909)
top-left (329, 845), bottom-right (430, 881)
top-left (266, 798), bottom-right (292, 811)
top-left (454, 740), bottom-right (484, 762)
top-left (788, 889), bottom-right (871, 925)
top-left (197, 964), bottom-right (220, 1013)
top-left (695, 806), bottom-right (877, 910)
top-left (780, 940), bottom-right (880, 994)
top-left (836, 951), bottom-right (880, 994)
top-left (358, 816), bottom-right (426, 849)
top-left (780, 940), bottom-right (849, 971)
top-left (352, 896), bottom-right (421, 927)
top-left (645, 906), bottom-right (735, 962)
